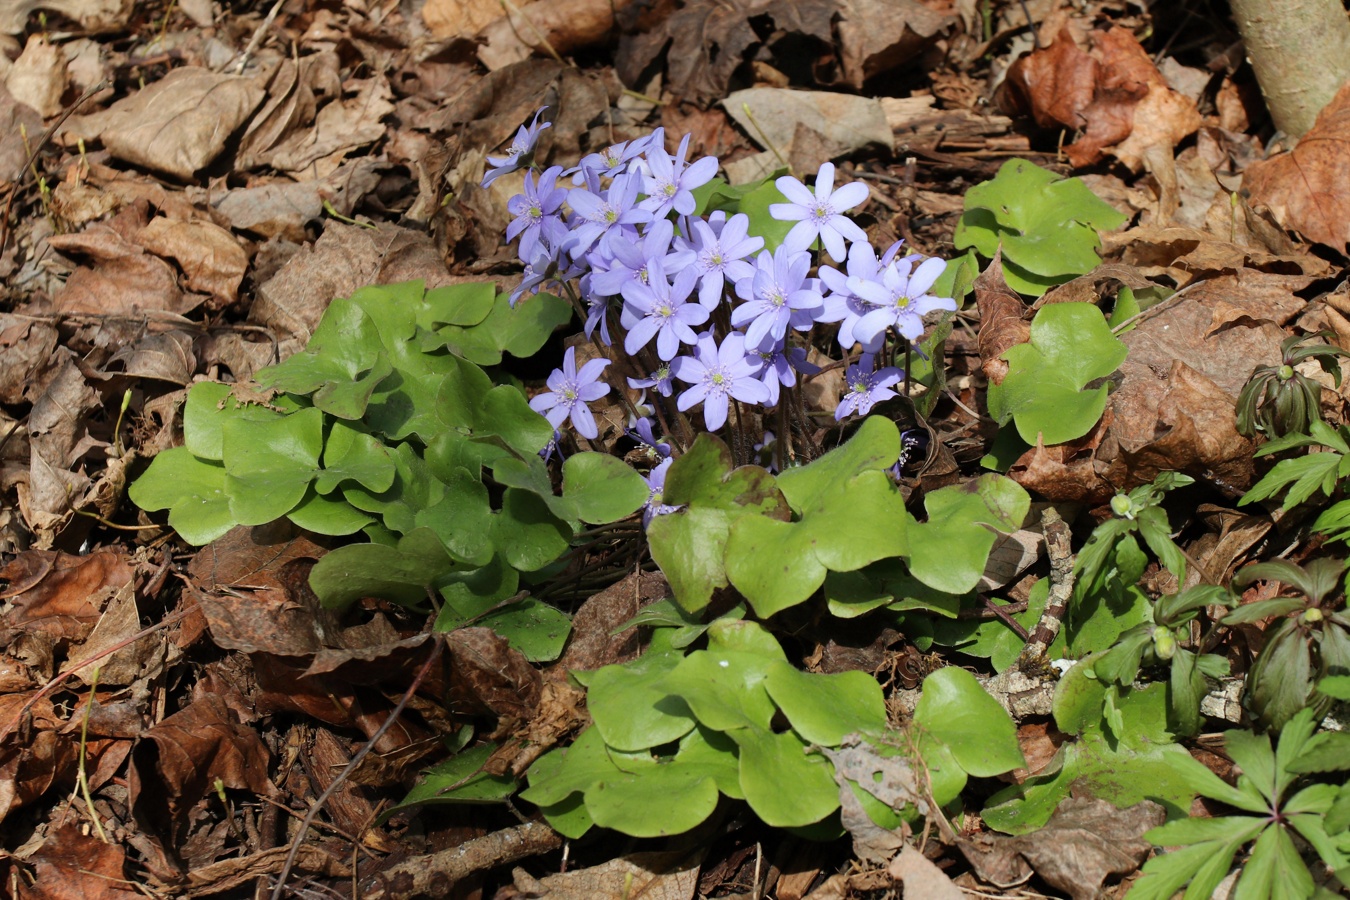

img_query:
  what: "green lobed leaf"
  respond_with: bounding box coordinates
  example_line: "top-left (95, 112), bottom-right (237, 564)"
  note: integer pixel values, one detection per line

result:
top-left (432, 291), bottom-right (573, 366)
top-left (315, 421), bottom-right (396, 495)
top-left (725, 416), bottom-right (912, 617)
top-left (561, 452), bottom-right (649, 524)
top-left (309, 527), bottom-right (464, 611)
top-left (584, 651), bottom-right (697, 752)
top-left (986, 302), bottom-right (1128, 445)
top-left (762, 661), bottom-right (887, 746)
top-left (420, 281), bottom-right (497, 328)
top-left (182, 381), bottom-right (304, 461)
top-left (913, 667), bottom-right (1024, 777)
top-left (647, 433), bottom-right (788, 613)
top-left (733, 727), bottom-right (841, 827)
top-left (825, 560), bottom-right (966, 620)
top-left (954, 158), bottom-right (1126, 284)
top-left (906, 474), bottom-right (1029, 594)
top-left (491, 488), bottom-right (571, 572)
top-left (285, 487), bottom-right (374, 535)
top-left (387, 743), bottom-right (516, 818)
top-left (734, 179), bottom-right (796, 253)
top-left (128, 447), bottom-right (236, 545)
top-left (472, 598), bottom-right (571, 663)
top-left (222, 406), bottom-right (324, 525)
top-left (255, 296), bottom-right (393, 419)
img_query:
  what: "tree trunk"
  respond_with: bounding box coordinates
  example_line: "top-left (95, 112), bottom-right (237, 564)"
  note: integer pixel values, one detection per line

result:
top-left (1229, 0), bottom-right (1350, 137)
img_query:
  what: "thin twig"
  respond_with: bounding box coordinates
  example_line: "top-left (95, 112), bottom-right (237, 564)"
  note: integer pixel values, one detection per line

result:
top-left (229, 0), bottom-right (285, 74)
top-left (1015, 507), bottom-right (1075, 676)
top-left (270, 638), bottom-right (444, 900)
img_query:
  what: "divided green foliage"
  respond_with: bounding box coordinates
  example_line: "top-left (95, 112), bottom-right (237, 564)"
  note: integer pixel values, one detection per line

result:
top-left (520, 621), bottom-right (1024, 839)
top-left (130, 279), bottom-right (647, 661)
top-left (1128, 708), bottom-right (1350, 900)
top-left (986, 302), bottom-right (1128, 446)
top-left (954, 158), bottom-right (1126, 296)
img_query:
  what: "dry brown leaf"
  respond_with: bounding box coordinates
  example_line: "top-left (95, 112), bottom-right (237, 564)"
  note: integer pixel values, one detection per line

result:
top-left (0, 317), bottom-right (57, 405)
top-left (0, 695), bottom-right (75, 823)
top-left (423, 0), bottom-right (502, 40)
top-left (5, 36), bottom-right (66, 119)
top-left (61, 67), bottom-right (265, 180)
top-left (887, 845), bottom-right (964, 899)
top-left (105, 331), bottom-right (198, 384)
top-left (0, 83), bottom-right (44, 187)
top-left (445, 628), bottom-right (542, 733)
top-left (213, 157), bottom-right (385, 241)
top-left (721, 88), bottom-right (892, 183)
top-left (551, 569), bottom-right (666, 675)
top-left (268, 75), bottom-right (393, 178)
top-left (19, 349), bottom-right (102, 542)
top-left (129, 693), bottom-right (276, 849)
top-left (1244, 79), bottom-right (1350, 253)
top-left (958, 798), bottom-right (1164, 900)
top-left (511, 849), bottom-right (702, 900)
top-left (973, 251), bottom-right (1029, 386)
top-left (477, 0), bottom-right (637, 71)
top-left (834, 0), bottom-right (954, 89)
top-left (1106, 225), bottom-right (1330, 286)
top-left (0, 0), bottom-right (133, 35)
top-left (0, 547), bottom-right (132, 642)
top-left (252, 221), bottom-right (457, 341)
top-left (14, 822), bottom-right (142, 900)
top-left (134, 217), bottom-right (248, 304)
top-left (235, 53), bottom-right (341, 172)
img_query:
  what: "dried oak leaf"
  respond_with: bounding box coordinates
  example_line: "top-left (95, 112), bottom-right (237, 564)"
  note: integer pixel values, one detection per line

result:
top-left (134, 216), bottom-right (248, 304)
top-left (957, 797), bottom-right (1164, 900)
top-left (60, 67), bottom-right (265, 181)
top-left (834, 0), bottom-right (954, 89)
top-left (14, 822), bottom-right (142, 900)
top-left (998, 26), bottom-right (1198, 169)
top-left (445, 627), bottom-right (542, 734)
top-left (129, 693), bottom-right (276, 841)
top-left (1244, 80), bottom-right (1350, 253)
top-left (0, 549), bottom-right (129, 644)
top-left (973, 251), bottom-right (1030, 387)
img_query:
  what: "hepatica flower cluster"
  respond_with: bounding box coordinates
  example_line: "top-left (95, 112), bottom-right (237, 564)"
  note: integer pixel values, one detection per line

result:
top-left (487, 108), bottom-right (956, 522)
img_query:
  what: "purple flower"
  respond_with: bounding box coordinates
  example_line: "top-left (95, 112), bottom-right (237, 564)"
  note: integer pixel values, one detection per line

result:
top-left (571, 139), bottom-right (646, 183)
top-left (510, 245), bottom-right (566, 307)
top-left (621, 259), bottom-right (709, 360)
top-left (689, 214), bottom-right (762, 309)
top-left (642, 458), bottom-right (681, 528)
top-left (731, 246), bottom-right (822, 351)
top-left (817, 241), bottom-right (904, 352)
top-left (483, 107), bottom-right (551, 188)
top-left (628, 363), bottom-right (675, 398)
top-left (589, 219), bottom-right (693, 297)
top-left (629, 417), bottom-right (671, 459)
top-left (567, 172), bottom-right (652, 258)
top-left (639, 133), bottom-right (719, 219)
top-left (671, 332), bottom-right (770, 431)
top-left (835, 353), bottom-right (903, 420)
top-left (850, 255), bottom-right (954, 345)
top-left (770, 161), bottom-right (870, 262)
top-left (583, 290), bottom-right (613, 346)
top-left (507, 165), bottom-right (568, 263)
top-left (748, 344), bottom-right (820, 408)
top-left (529, 346), bottom-right (611, 439)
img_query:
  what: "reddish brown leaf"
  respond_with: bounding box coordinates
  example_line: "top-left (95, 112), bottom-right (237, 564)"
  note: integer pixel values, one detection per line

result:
top-left (973, 251), bottom-right (1029, 387)
top-left (1244, 79), bottom-right (1350, 253)
top-left (15, 822), bottom-right (142, 900)
top-left (445, 628), bottom-right (542, 735)
top-left (0, 548), bottom-right (131, 642)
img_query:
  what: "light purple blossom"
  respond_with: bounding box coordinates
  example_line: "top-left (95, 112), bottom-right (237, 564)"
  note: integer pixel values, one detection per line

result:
top-left (629, 417), bottom-right (671, 459)
top-left (689, 214), bottom-right (762, 309)
top-left (589, 219), bottom-right (693, 297)
top-left (748, 345), bottom-right (820, 408)
top-left (670, 332), bottom-right (770, 431)
top-left (510, 245), bottom-right (567, 307)
top-left (483, 107), bottom-right (551, 188)
top-left (571, 139), bottom-right (646, 183)
top-left (850, 255), bottom-right (954, 345)
top-left (731, 246), bottom-right (822, 351)
top-left (628, 363), bottom-right (675, 398)
top-left (639, 133), bottom-right (719, 219)
top-left (583, 291), bottom-right (613, 346)
top-left (567, 172), bottom-right (652, 258)
top-left (506, 165), bottom-right (568, 263)
top-left (642, 458), bottom-right (681, 528)
top-left (529, 346), bottom-right (611, 439)
top-left (835, 353), bottom-right (903, 420)
top-left (817, 240), bottom-right (906, 352)
top-left (621, 259), bottom-right (708, 360)
top-left (770, 161), bottom-right (870, 262)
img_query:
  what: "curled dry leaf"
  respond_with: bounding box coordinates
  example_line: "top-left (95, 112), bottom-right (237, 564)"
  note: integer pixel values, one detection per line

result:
top-left (957, 797), bottom-right (1164, 900)
top-left (214, 156), bottom-right (385, 241)
top-left (477, 0), bottom-right (637, 71)
top-left (5, 35), bottom-right (66, 119)
top-left (973, 251), bottom-right (1030, 387)
top-left (60, 67), bottom-right (265, 181)
top-left (0, 0), bottom-right (133, 35)
top-left (834, 0), bottom-right (954, 89)
top-left (13, 822), bottom-right (142, 900)
top-left (999, 25), bottom-right (1199, 170)
top-left (0, 548), bottom-right (132, 643)
top-left (134, 217), bottom-right (249, 305)
top-left (1244, 80), bottom-right (1350, 253)
top-left (0, 83), bottom-right (44, 188)
top-left (510, 849), bottom-right (702, 900)
top-left (19, 350), bottom-right (102, 542)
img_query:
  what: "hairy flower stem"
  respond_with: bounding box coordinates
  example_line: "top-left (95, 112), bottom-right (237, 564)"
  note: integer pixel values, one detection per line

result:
top-left (562, 281), bottom-right (644, 427)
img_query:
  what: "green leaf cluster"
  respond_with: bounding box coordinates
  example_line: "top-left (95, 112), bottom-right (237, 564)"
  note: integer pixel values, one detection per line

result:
top-left (129, 280), bottom-right (647, 659)
top-left (520, 621), bottom-right (1024, 839)
top-left (986, 301), bottom-right (1128, 446)
top-left (1128, 707), bottom-right (1350, 900)
top-left (1241, 420), bottom-right (1350, 547)
top-left (647, 417), bottom-right (1029, 618)
top-left (953, 158), bottom-right (1126, 296)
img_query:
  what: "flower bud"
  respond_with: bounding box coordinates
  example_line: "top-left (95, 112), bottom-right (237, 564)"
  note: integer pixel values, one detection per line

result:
top-left (1110, 494), bottom-right (1135, 519)
top-left (1152, 627), bottom-right (1177, 661)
